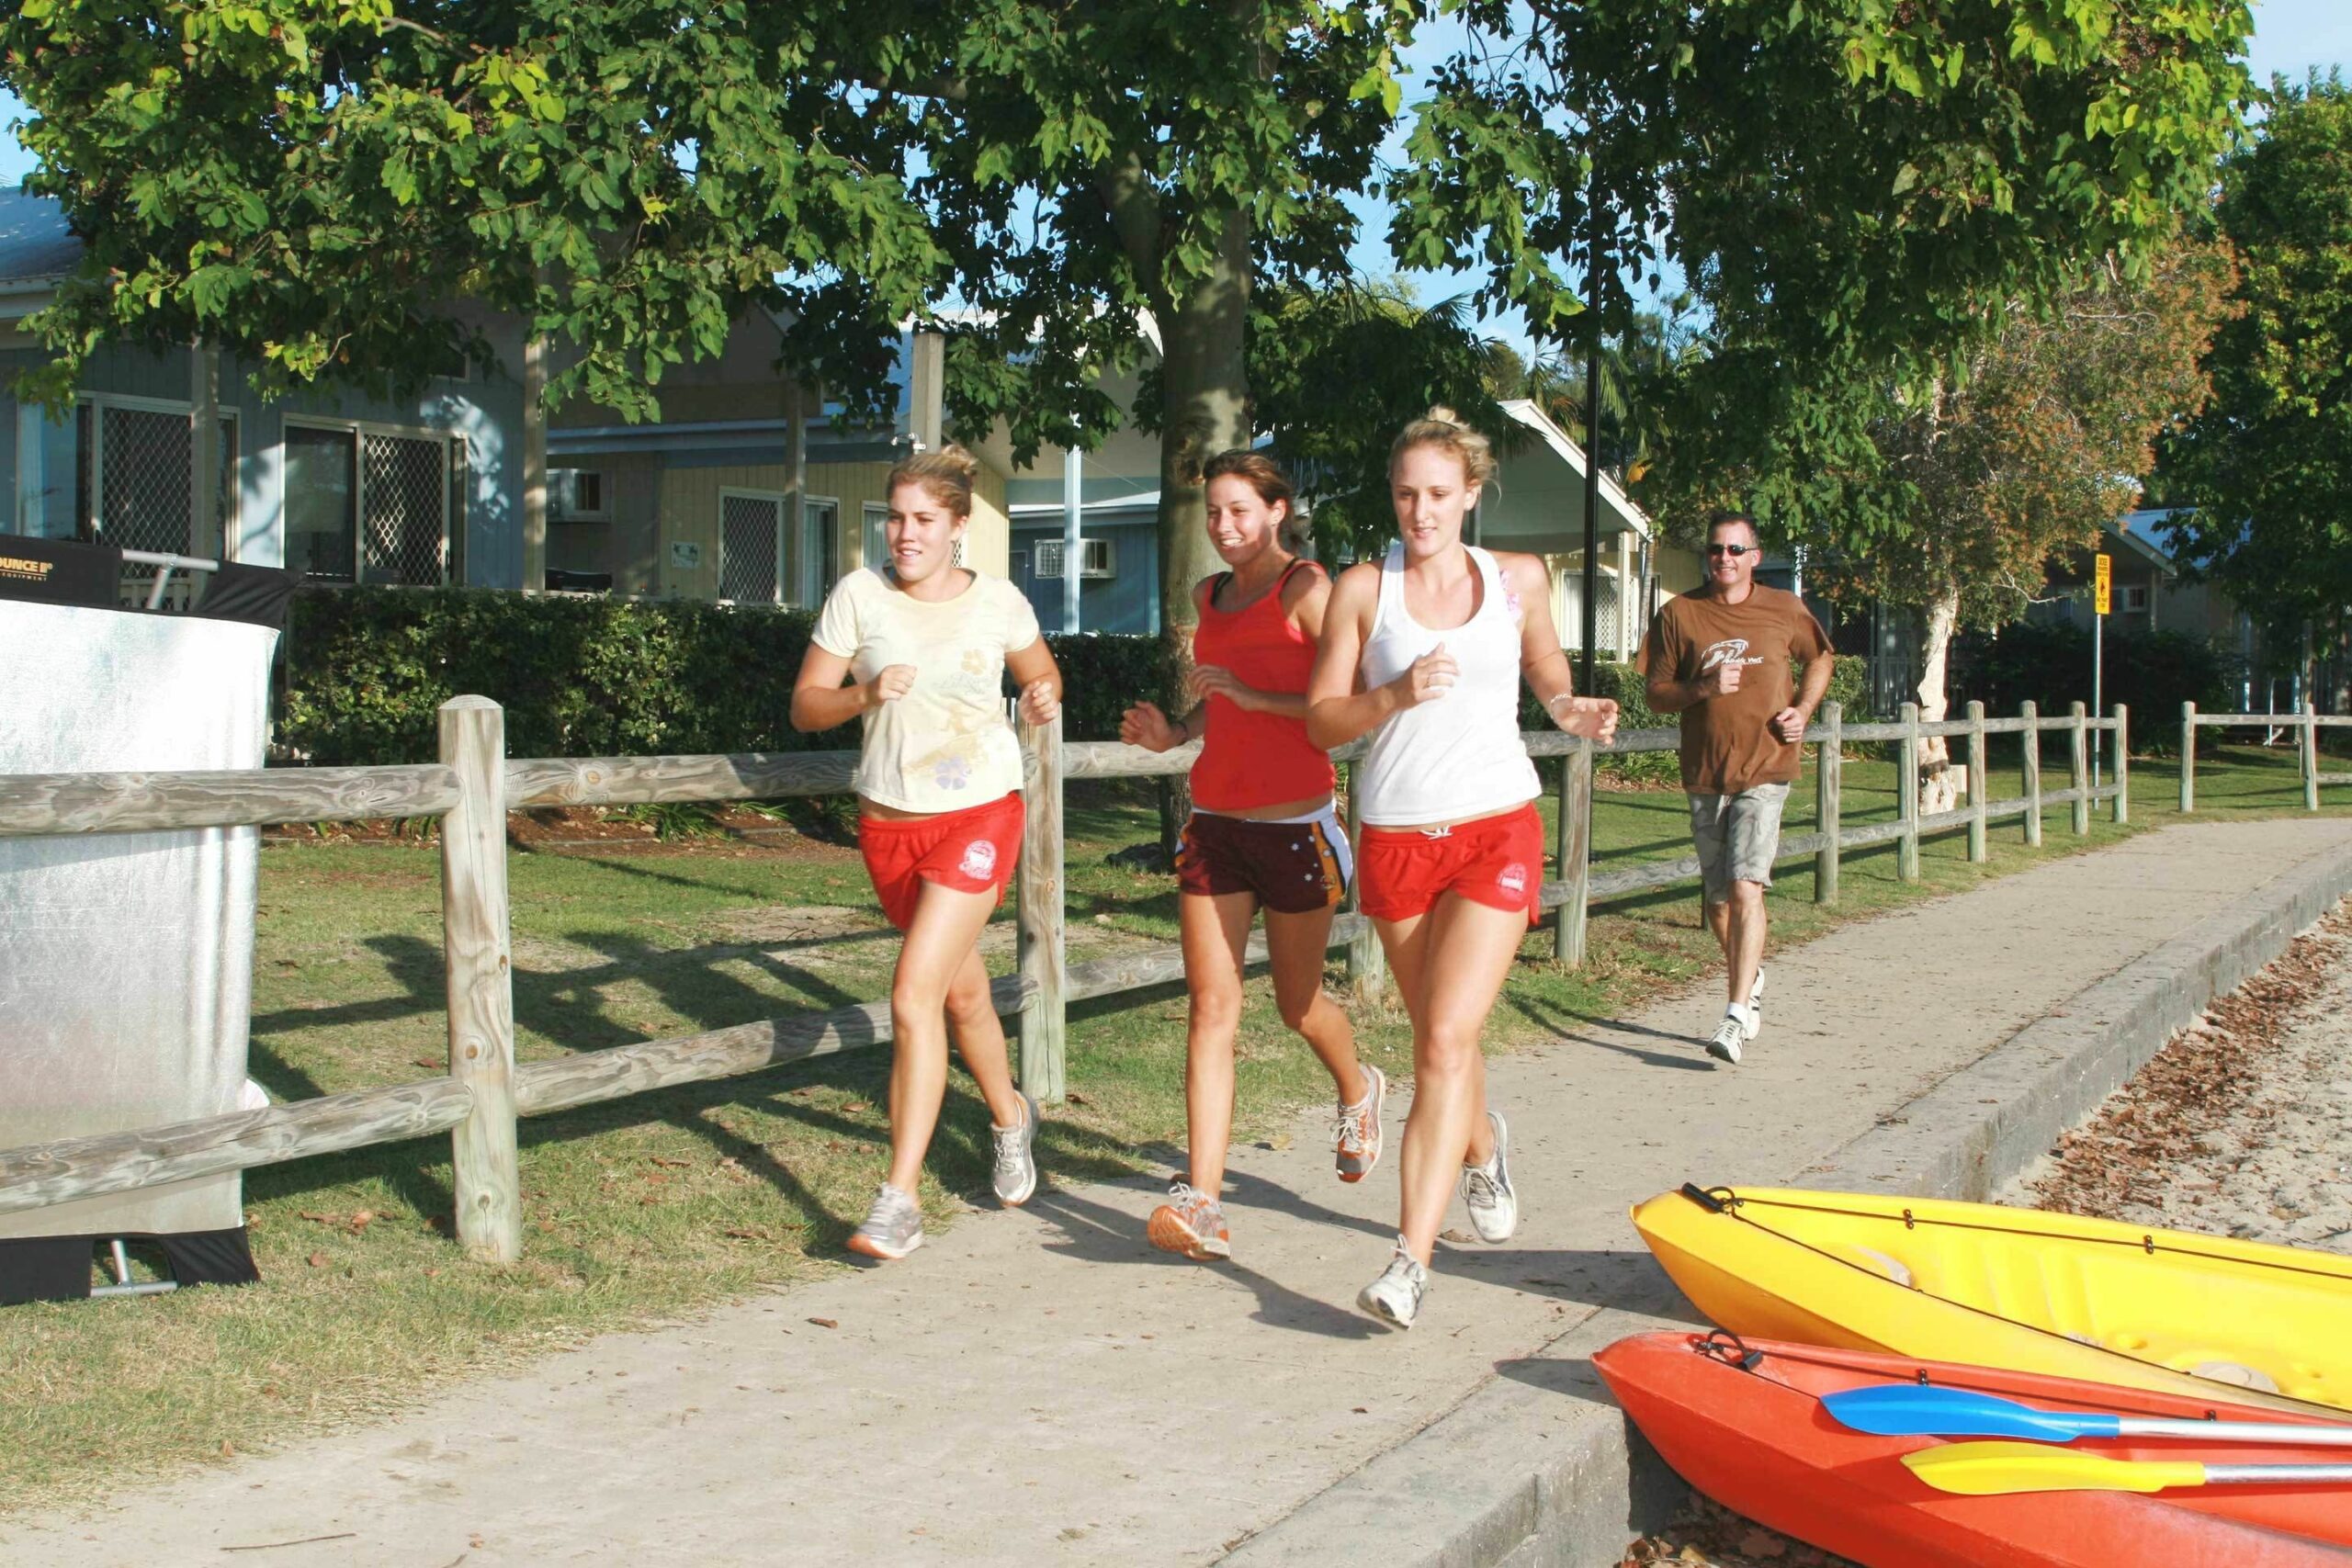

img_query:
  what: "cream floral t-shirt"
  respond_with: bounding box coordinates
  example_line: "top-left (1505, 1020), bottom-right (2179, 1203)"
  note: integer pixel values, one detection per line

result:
top-left (811, 567), bottom-right (1041, 813)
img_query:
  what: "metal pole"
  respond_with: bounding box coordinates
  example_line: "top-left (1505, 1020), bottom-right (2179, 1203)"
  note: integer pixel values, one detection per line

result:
top-left (2093, 613), bottom-right (2103, 794)
top-left (1578, 175), bottom-right (1604, 694)
top-left (1061, 446), bottom-right (1082, 635)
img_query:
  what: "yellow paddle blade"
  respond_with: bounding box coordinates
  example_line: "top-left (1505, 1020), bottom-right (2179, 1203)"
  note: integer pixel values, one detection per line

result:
top-left (1904, 1442), bottom-right (2207, 1496)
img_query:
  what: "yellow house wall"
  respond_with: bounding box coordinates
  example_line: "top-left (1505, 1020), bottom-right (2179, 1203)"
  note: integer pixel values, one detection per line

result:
top-left (1653, 543), bottom-right (1705, 598)
top-left (655, 457), bottom-right (1010, 602)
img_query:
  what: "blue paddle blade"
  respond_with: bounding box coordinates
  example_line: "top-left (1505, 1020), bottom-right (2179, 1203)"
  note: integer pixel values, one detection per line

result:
top-left (1823, 1385), bottom-right (2123, 1442)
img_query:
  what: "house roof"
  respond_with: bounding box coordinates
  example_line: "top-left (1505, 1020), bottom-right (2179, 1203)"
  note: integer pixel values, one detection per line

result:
top-left (1472, 397), bottom-right (1653, 547)
top-left (0, 189), bottom-right (82, 316)
top-left (2106, 510), bottom-right (2178, 576)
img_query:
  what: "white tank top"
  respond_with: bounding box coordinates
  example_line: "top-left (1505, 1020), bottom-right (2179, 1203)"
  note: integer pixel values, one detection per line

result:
top-left (1355, 544), bottom-right (1540, 826)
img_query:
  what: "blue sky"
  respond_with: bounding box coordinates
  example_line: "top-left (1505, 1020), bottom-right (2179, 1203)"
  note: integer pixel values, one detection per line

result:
top-left (0, 0), bottom-right (2341, 362)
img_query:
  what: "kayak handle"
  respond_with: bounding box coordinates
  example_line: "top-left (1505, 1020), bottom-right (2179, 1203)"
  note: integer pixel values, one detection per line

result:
top-left (1679, 1182), bottom-right (1736, 1213)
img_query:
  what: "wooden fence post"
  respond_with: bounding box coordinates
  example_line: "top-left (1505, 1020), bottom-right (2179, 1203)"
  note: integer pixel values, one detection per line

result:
top-left (1553, 739), bottom-right (1592, 964)
top-left (1965, 700), bottom-right (1988, 863)
top-left (437, 695), bottom-right (521, 1265)
top-left (1017, 714), bottom-right (1067, 1104)
top-left (1815, 701), bottom-right (1841, 905)
top-left (1897, 702), bottom-right (1920, 881)
top-left (2180, 701), bottom-right (2196, 814)
top-left (2021, 700), bottom-right (2042, 847)
top-left (2113, 704), bottom-right (2130, 824)
top-left (1345, 763), bottom-right (1385, 1003)
top-left (2070, 701), bottom-right (2090, 836)
top-left (2306, 702), bottom-right (2323, 813)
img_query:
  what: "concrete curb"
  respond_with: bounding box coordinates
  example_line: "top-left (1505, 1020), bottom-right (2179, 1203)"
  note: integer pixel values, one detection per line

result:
top-left (1220, 836), bottom-right (2352, 1568)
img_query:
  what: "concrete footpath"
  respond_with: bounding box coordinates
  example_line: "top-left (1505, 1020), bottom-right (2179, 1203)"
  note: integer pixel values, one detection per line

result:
top-left (9, 818), bottom-right (2352, 1568)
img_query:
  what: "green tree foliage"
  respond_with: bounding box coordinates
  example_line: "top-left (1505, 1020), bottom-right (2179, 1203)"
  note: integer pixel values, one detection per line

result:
top-left (862, 0), bottom-right (1415, 661)
top-left (1653, 237), bottom-right (2235, 803)
top-left (1396, 0), bottom-right (2255, 373)
top-left (2163, 72), bottom-right (2352, 684)
top-left (0, 1), bottom-right (945, 418)
top-left (1244, 280), bottom-right (1508, 560)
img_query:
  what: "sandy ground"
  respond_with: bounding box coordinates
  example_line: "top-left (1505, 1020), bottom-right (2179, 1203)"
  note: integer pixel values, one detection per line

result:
top-left (2017, 900), bottom-right (2352, 1248)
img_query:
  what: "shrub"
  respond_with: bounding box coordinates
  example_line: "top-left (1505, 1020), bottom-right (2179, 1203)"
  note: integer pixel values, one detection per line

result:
top-left (1954, 620), bottom-right (2229, 752)
top-left (282, 590), bottom-right (1181, 768)
top-left (282, 589), bottom-right (822, 764)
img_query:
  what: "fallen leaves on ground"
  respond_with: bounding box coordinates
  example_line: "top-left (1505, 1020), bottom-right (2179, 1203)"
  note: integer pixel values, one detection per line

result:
top-left (2030, 909), bottom-right (2343, 1222)
top-left (1620, 1495), bottom-right (1857, 1567)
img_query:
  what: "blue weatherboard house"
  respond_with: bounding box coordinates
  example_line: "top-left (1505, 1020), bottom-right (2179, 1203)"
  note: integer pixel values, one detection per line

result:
top-left (0, 189), bottom-right (529, 589)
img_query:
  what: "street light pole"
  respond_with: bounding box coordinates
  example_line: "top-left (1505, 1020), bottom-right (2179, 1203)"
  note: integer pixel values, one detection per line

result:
top-left (1578, 173), bottom-right (1605, 695)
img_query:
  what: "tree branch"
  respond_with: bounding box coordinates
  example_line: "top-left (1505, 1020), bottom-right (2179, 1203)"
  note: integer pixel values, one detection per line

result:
top-left (1096, 151), bottom-right (1169, 315)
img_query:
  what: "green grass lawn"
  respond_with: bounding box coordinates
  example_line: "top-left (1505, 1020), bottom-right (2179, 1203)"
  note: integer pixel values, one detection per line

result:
top-left (1, 741), bottom-right (2339, 1507)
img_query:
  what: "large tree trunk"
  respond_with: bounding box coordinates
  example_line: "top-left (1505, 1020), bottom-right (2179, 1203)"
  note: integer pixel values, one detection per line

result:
top-left (1915, 585), bottom-right (1962, 815)
top-left (1150, 209), bottom-right (1253, 857)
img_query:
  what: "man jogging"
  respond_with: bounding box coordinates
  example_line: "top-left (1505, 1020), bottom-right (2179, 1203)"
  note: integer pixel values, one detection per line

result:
top-left (1643, 511), bottom-right (1833, 1066)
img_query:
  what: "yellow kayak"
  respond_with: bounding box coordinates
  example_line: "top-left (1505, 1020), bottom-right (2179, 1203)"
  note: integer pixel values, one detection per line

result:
top-left (1632, 1184), bottom-right (2352, 1416)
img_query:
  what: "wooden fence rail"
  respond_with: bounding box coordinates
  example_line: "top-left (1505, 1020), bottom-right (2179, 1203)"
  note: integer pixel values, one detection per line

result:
top-left (0, 694), bottom-right (2154, 1254)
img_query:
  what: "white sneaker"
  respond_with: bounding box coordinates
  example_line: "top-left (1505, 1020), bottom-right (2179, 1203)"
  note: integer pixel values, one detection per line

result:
top-left (1459, 1111), bottom-right (1518, 1243)
top-left (1357, 1238), bottom-right (1429, 1329)
top-left (1743, 968), bottom-right (1767, 1040)
top-left (1707, 1010), bottom-right (1748, 1066)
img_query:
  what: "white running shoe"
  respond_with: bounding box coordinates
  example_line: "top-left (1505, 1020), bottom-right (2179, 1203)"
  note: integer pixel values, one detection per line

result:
top-left (1459, 1110), bottom-right (1518, 1243)
top-left (846, 1183), bottom-right (924, 1260)
top-left (1743, 967), bottom-right (1766, 1040)
top-left (1707, 1010), bottom-right (1748, 1066)
top-left (990, 1090), bottom-right (1041, 1207)
top-left (1357, 1237), bottom-right (1429, 1329)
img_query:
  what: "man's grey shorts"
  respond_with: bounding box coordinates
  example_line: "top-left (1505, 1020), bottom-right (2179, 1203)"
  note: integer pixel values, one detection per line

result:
top-left (1689, 782), bottom-right (1792, 903)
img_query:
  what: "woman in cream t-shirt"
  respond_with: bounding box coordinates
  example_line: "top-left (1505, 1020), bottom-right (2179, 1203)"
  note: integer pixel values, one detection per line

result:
top-left (792, 444), bottom-right (1062, 1262)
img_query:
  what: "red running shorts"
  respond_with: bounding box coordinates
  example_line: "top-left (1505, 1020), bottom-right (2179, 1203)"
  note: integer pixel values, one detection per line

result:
top-left (1356, 802), bottom-right (1544, 926)
top-left (856, 791), bottom-right (1024, 931)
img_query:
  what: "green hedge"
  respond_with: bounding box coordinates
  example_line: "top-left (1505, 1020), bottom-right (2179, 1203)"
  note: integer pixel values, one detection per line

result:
top-left (1955, 620), bottom-right (2228, 751)
top-left (279, 589), bottom-right (1862, 779)
top-left (280, 589), bottom-right (1180, 767)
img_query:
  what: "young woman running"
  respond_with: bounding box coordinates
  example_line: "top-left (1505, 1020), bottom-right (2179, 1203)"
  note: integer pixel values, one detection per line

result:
top-left (1119, 452), bottom-right (1382, 1261)
top-left (1306, 409), bottom-right (1618, 1328)
top-left (792, 445), bottom-right (1064, 1261)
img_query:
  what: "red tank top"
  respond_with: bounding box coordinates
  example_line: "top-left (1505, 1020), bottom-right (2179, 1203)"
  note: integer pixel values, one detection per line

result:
top-left (1189, 559), bottom-right (1337, 811)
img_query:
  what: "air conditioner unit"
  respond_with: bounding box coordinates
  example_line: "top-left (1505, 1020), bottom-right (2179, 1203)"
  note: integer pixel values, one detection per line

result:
top-left (1035, 538), bottom-right (1115, 580)
top-left (548, 468), bottom-right (611, 523)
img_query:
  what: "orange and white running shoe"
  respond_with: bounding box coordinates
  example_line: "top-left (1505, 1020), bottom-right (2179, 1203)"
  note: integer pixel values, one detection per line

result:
top-left (1333, 1062), bottom-right (1387, 1182)
top-left (1147, 1181), bottom-right (1231, 1261)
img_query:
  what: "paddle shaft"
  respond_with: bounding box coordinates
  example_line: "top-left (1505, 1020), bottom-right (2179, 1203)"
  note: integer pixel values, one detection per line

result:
top-left (2203, 1462), bottom-right (2352, 1485)
top-left (2123, 1416), bottom-right (2352, 1449)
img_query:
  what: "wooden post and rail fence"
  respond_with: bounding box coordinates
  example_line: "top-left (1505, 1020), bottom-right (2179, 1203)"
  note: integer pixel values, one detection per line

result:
top-left (4, 690), bottom-right (2338, 1266)
top-left (2177, 702), bottom-right (2352, 816)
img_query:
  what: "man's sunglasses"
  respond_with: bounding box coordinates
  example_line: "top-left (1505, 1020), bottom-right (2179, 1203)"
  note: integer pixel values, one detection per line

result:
top-left (1705, 543), bottom-right (1756, 558)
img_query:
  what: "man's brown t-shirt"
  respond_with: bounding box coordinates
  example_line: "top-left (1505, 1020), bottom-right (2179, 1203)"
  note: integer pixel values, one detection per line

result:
top-left (1643, 583), bottom-right (1833, 795)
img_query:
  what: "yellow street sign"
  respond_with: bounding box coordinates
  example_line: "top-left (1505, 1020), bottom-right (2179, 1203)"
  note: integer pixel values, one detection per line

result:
top-left (2094, 552), bottom-right (2111, 616)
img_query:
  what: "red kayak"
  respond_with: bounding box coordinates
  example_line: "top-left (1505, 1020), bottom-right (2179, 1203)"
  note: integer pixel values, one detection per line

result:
top-left (1593, 1331), bottom-right (2352, 1567)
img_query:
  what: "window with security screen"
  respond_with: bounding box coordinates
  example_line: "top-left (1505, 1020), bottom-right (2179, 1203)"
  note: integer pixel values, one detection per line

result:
top-left (283, 420), bottom-right (456, 586)
top-left (719, 490), bottom-right (785, 603)
top-left (72, 397), bottom-right (239, 562)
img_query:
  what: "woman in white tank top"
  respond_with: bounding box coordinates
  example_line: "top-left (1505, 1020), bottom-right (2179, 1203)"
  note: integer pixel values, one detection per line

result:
top-left (1306, 408), bottom-right (1618, 1331)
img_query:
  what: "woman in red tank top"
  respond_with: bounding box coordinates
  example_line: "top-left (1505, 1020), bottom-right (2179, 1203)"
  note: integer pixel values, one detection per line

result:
top-left (1119, 452), bottom-right (1382, 1264)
